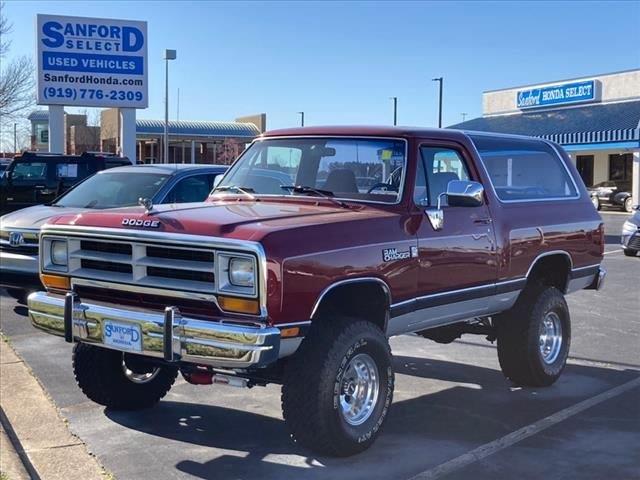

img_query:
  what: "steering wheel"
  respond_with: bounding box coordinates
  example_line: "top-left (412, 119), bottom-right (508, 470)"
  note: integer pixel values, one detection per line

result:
top-left (367, 182), bottom-right (398, 194)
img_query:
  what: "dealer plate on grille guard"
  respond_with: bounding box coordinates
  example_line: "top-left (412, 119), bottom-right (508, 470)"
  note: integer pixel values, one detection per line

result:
top-left (103, 320), bottom-right (142, 352)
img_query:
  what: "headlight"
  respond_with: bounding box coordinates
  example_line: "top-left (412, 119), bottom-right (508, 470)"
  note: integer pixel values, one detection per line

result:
top-left (50, 240), bottom-right (68, 266)
top-left (217, 253), bottom-right (257, 297)
top-left (229, 257), bottom-right (255, 287)
top-left (622, 221), bottom-right (638, 235)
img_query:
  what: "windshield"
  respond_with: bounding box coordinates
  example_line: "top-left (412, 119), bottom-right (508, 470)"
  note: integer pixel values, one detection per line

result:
top-left (55, 171), bottom-right (170, 208)
top-left (215, 137), bottom-right (406, 204)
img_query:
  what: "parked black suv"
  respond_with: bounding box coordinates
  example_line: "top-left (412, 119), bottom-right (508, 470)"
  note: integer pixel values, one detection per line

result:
top-left (588, 180), bottom-right (633, 212)
top-left (0, 152), bottom-right (131, 214)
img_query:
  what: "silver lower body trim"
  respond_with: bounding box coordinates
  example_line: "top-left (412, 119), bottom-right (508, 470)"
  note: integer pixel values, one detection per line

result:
top-left (28, 291), bottom-right (280, 369)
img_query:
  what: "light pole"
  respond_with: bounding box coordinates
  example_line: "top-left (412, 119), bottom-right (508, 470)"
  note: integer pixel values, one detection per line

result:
top-left (461, 112), bottom-right (468, 122)
top-left (298, 111), bottom-right (305, 127)
top-left (432, 77), bottom-right (443, 128)
top-left (164, 49), bottom-right (177, 164)
top-left (390, 97), bottom-right (397, 126)
top-left (13, 123), bottom-right (17, 153)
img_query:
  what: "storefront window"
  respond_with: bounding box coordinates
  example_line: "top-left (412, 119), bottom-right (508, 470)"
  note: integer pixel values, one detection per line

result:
top-left (609, 153), bottom-right (632, 181)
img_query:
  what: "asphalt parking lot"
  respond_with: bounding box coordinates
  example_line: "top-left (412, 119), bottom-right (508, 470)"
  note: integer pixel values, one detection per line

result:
top-left (1, 212), bottom-right (638, 480)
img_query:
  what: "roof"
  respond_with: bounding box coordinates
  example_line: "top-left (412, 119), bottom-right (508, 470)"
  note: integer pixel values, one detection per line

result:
top-left (263, 125), bottom-right (455, 138)
top-left (28, 110), bottom-right (53, 121)
top-left (448, 100), bottom-right (640, 145)
top-left (136, 119), bottom-right (259, 138)
top-left (102, 164), bottom-right (228, 175)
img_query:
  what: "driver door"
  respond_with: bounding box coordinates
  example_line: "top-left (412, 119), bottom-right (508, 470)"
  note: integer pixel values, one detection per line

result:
top-left (410, 142), bottom-right (497, 330)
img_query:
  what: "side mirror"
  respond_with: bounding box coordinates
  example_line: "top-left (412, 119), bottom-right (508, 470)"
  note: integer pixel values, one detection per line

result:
top-left (213, 175), bottom-right (223, 189)
top-left (446, 180), bottom-right (484, 207)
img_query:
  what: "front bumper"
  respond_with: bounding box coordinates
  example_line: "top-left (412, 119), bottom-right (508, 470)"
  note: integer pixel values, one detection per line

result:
top-left (0, 251), bottom-right (41, 290)
top-left (622, 231), bottom-right (640, 252)
top-left (28, 291), bottom-right (281, 369)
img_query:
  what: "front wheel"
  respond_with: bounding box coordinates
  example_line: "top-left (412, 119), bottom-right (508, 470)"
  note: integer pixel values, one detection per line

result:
top-left (495, 286), bottom-right (571, 387)
top-left (73, 343), bottom-right (178, 410)
top-left (281, 318), bottom-right (394, 456)
top-left (591, 195), bottom-right (600, 210)
top-left (623, 248), bottom-right (637, 257)
top-left (624, 197), bottom-right (634, 213)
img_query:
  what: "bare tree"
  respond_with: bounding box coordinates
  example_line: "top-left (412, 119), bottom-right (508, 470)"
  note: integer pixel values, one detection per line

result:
top-left (0, 2), bottom-right (35, 151)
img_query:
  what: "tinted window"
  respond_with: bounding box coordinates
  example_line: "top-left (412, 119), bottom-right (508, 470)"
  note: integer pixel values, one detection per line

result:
top-left (415, 147), bottom-right (470, 206)
top-left (10, 162), bottom-right (47, 181)
top-left (609, 153), bottom-right (632, 181)
top-left (55, 172), bottom-right (170, 208)
top-left (165, 175), bottom-right (211, 203)
top-left (55, 162), bottom-right (91, 180)
top-left (471, 136), bottom-right (577, 201)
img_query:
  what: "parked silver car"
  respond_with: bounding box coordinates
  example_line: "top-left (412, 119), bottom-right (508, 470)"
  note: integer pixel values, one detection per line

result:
top-left (0, 164), bottom-right (227, 300)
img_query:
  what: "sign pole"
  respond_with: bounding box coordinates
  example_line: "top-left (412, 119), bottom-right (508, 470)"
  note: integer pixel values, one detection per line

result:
top-left (48, 105), bottom-right (65, 153)
top-left (120, 108), bottom-right (136, 162)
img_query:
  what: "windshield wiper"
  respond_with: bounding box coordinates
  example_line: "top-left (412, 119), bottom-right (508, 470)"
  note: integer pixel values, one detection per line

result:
top-left (213, 185), bottom-right (256, 200)
top-left (281, 185), bottom-right (349, 208)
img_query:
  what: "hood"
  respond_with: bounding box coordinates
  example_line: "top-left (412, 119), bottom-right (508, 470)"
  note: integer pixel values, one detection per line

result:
top-left (0, 205), bottom-right (92, 230)
top-left (44, 199), bottom-right (386, 242)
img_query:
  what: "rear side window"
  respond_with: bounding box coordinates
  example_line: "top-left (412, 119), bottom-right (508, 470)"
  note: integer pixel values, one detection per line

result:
top-left (10, 161), bottom-right (47, 181)
top-left (471, 136), bottom-right (578, 201)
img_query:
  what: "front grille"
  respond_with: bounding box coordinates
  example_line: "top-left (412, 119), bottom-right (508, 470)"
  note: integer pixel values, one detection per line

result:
top-left (66, 236), bottom-right (217, 293)
top-left (81, 259), bottom-right (133, 274)
top-left (147, 246), bottom-right (213, 263)
top-left (147, 266), bottom-right (214, 283)
top-left (0, 229), bottom-right (39, 255)
top-left (80, 240), bottom-right (132, 256)
top-left (74, 285), bottom-right (222, 319)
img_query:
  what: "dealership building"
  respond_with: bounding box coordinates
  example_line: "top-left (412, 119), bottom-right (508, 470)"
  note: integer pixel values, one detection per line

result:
top-left (451, 69), bottom-right (640, 207)
top-left (28, 109), bottom-right (264, 165)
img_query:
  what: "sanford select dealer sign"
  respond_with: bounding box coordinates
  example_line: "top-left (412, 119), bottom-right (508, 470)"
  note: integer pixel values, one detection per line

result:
top-left (36, 14), bottom-right (148, 108)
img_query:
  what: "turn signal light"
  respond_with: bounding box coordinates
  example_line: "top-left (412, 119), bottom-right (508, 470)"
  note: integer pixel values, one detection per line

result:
top-left (280, 327), bottom-right (300, 338)
top-left (218, 295), bottom-right (260, 315)
top-left (40, 274), bottom-right (71, 291)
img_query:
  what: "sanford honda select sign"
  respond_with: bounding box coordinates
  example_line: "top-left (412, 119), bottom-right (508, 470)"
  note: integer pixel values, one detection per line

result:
top-left (516, 79), bottom-right (600, 110)
top-left (36, 14), bottom-right (148, 108)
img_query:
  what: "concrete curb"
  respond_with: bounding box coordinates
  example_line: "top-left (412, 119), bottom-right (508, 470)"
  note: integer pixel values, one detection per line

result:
top-left (0, 336), bottom-right (110, 480)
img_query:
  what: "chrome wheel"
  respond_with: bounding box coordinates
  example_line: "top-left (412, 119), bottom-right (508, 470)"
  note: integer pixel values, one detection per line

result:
top-left (122, 357), bottom-right (160, 384)
top-left (539, 312), bottom-right (563, 364)
top-left (339, 353), bottom-right (380, 426)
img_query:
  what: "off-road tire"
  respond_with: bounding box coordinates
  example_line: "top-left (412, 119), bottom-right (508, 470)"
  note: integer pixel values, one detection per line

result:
top-left (623, 248), bottom-right (637, 257)
top-left (281, 317), bottom-right (394, 456)
top-left (73, 343), bottom-right (178, 410)
top-left (496, 285), bottom-right (570, 387)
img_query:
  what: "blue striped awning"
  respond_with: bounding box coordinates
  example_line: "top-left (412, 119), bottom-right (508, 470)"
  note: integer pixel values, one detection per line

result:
top-left (136, 119), bottom-right (260, 138)
top-left (449, 100), bottom-right (640, 146)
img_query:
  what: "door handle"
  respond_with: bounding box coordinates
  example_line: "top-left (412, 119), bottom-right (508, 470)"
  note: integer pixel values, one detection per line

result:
top-left (474, 217), bottom-right (492, 225)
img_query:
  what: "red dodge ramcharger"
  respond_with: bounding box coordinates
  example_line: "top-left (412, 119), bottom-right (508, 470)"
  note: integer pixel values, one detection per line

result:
top-left (28, 126), bottom-right (605, 456)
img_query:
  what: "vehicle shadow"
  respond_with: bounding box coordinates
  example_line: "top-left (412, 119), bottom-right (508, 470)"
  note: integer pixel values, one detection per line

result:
top-left (104, 356), bottom-right (639, 480)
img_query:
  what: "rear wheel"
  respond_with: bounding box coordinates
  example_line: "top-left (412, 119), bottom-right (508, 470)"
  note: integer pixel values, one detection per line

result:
top-left (496, 285), bottom-right (570, 387)
top-left (281, 317), bottom-right (394, 456)
top-left (73, 343), bottom-right (178, 410)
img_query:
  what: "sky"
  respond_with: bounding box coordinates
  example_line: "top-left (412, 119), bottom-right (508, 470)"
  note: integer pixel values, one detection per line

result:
top-left (3, 0), bottom-right (640, 131)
